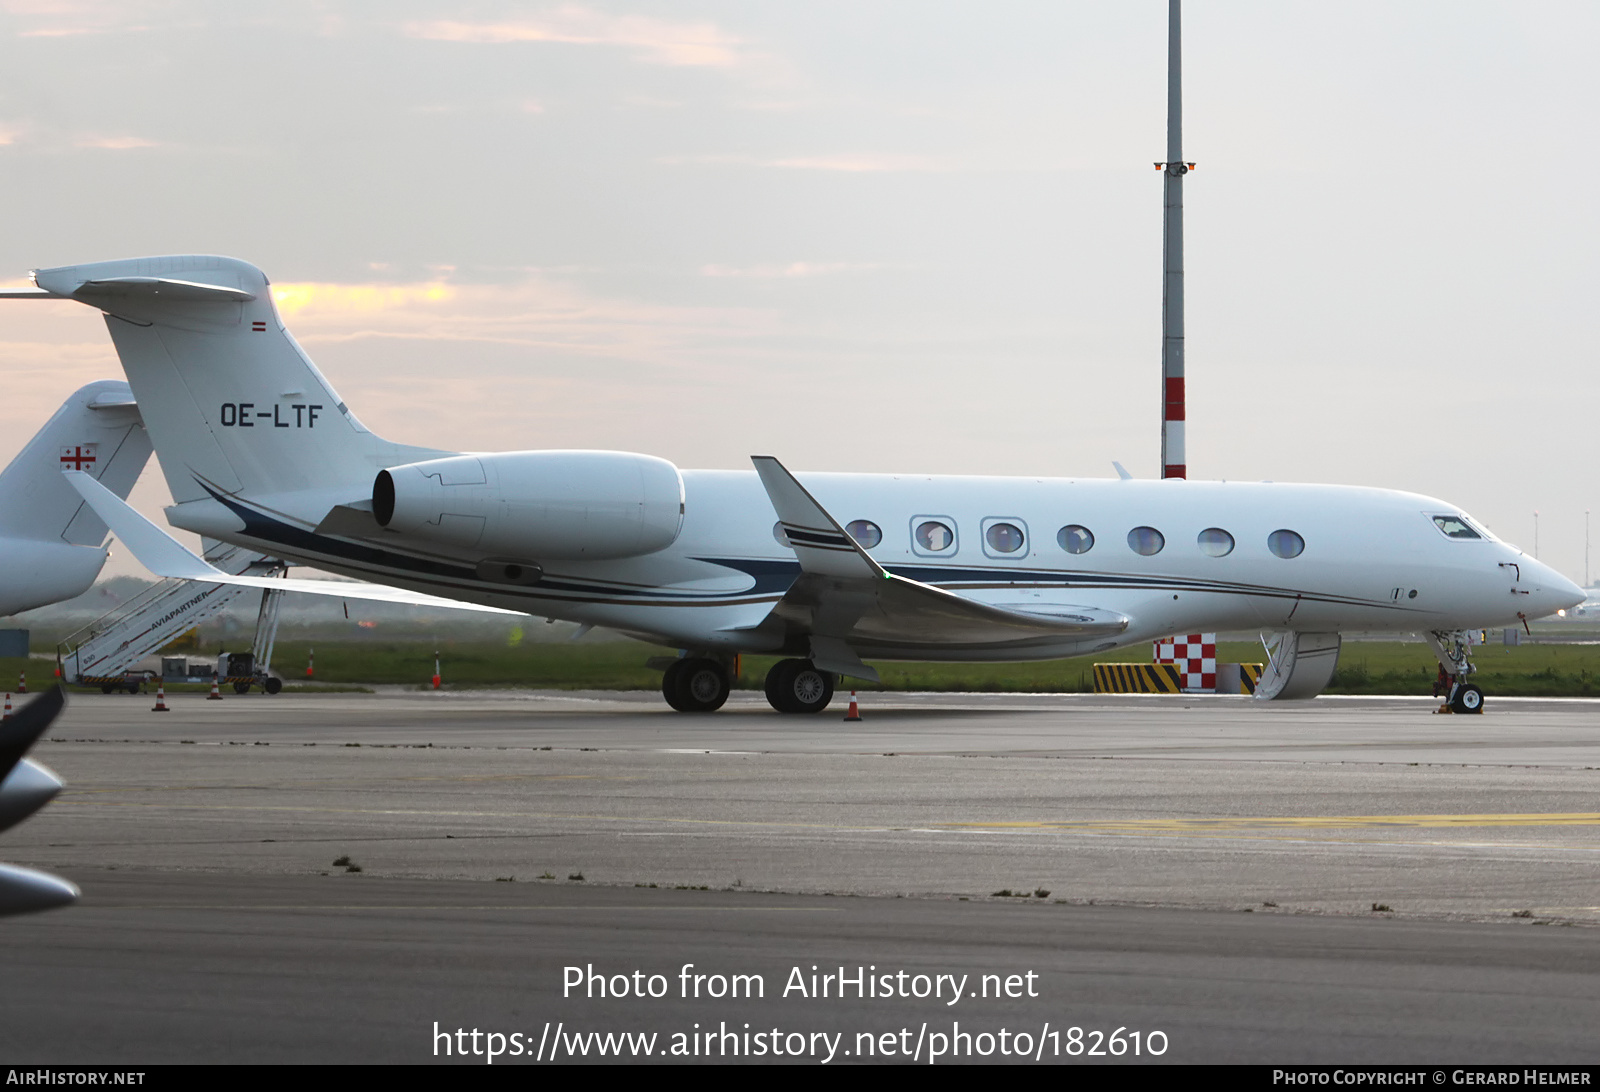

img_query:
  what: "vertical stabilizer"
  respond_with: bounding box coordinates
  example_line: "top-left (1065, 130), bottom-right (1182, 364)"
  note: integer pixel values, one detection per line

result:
top-left (31, 256), bottom-right (389, 506)
top-left (0, 380), bottom-right (152, 615)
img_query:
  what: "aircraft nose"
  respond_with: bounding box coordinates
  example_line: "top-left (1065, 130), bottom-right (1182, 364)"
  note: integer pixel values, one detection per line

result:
top-left (1522, 559), bottom-right (1585, 616)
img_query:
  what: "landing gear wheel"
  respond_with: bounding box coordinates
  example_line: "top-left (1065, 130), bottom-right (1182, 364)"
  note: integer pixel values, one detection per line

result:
top-left (1450, 683), bottom-right (1484, 715)
top-left (264, 677), bottom-right (283, 695)
top-left (233, 681), bottom-right (251, 694)
top-left (679, 659), bottom-right (730, 712)
top-left (661, 659), bottom-right (691, 711)
top-left (764, 659), bottom-right (835, 714)
top-left (662, 658), bottom-right (729, 712)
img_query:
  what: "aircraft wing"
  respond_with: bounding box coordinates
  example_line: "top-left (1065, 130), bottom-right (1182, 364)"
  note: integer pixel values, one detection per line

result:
top-left (63, 471), bottom-right (524, 615)
top-left (750, 456), bottom-right (1128, 680)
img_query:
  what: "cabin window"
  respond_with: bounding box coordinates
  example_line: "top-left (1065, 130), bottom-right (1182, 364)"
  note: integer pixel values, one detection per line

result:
top-left (846, 520), bottom-right (882, 549)
top-left (1197, 528), bottom-right (1234, 557)
top-left (1058, 525), bottom-right (1094, 554)
top-left (912, 518), bottom-right (958, 555)
top-left (983, 520), bottom-right (1026, 556)
top-left (1127, 526), bottom-right (1165, 556)
top-left (1431, 515), bottom-right (1481, 540)
top-left (773, 522), bottom-right (790, 547)
top-left (1268, 529), bottom-right (1305, 558)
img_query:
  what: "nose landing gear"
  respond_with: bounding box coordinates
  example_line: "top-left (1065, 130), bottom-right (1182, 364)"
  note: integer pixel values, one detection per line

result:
top-left (1427, 630), bottom-right (1485, 714)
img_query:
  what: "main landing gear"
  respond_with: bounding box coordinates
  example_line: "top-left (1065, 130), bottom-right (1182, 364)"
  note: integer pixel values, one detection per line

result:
top-left (657, 655), bottom-right (837, 714)
top-left (661, 657), bottom-right (731, 713)
top-left (1426, 630), bottom-right (1485, 714)
top-left (763, 659), bottom-right (835, 715)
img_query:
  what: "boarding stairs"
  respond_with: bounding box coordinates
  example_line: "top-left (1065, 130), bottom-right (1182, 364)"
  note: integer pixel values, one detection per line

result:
top-left (58, 543), bottom-right (284, 684)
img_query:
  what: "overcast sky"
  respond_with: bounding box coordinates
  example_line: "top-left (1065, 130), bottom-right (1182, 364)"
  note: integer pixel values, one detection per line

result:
top-left (2, 1), bottom-right (1597, 585)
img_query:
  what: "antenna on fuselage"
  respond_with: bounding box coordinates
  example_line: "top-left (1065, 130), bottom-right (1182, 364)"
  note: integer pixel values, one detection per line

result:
top-left (1155, 0), bottom-right (1193, 480)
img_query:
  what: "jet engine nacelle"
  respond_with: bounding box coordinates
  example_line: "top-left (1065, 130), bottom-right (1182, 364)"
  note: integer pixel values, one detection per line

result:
top-left (373, 450), bottom-right (685, 561)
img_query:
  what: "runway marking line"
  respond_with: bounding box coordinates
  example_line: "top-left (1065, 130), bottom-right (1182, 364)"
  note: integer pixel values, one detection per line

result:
top-left (52, 800), bottom-right (1600, 835)
top-left (941, 813), bottom-right (1600, 831)
top-left (81, 904), bottom-right (844, 913)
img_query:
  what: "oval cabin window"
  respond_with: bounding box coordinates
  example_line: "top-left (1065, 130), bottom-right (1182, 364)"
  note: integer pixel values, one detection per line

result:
top-left (1127, 526), bottom-right (1165, 556)
top-left (1268, 529), bottom-right (1305, 559)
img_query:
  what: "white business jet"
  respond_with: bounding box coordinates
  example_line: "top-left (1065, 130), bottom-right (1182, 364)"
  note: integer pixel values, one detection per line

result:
top-left (0, 379), bottom-right (152, 617)
top-left (3, 256), bottom-right (1582, 715)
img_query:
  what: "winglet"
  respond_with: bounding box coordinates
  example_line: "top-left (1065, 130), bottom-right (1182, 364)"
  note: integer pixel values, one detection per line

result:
top-left (751, 456), bottom-right (885, 580)
top-left (63, 470), bottom-right (216, 579)
top-left (1112, 461), bottom-right (1133, 481)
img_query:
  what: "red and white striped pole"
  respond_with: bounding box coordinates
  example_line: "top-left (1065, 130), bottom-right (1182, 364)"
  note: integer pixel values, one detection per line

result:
top-left (1158, 0), bottom-right (1188, 481)
top-left (432, 651), bottom-right (441, 690)
top-left (306, 647), bottom-right (314, 678)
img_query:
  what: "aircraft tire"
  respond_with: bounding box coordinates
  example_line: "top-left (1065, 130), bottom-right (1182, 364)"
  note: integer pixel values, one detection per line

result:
top-left (1450, 683), bottom-right (1485, 715)
top-left (661, 660), bottom-right (692, 711)
top-left (766, 659), bottom-right (834, 714)
top-left (676, 658), bottom-right (730, 713)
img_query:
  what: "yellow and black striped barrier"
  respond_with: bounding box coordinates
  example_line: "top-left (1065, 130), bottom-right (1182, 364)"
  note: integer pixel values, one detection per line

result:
top-left (1094, 662), bottom-right (1267, 695)
top-left (1093, 663), bottom-right (1183, 693)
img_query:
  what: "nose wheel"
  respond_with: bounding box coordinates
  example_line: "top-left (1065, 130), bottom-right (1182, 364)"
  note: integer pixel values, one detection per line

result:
top-left (1427, 630), bottom-right (1485, 714)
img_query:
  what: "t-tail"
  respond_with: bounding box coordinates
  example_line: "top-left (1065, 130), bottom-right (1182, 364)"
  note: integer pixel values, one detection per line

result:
top-left (25, 257), bottom-right (436, 521)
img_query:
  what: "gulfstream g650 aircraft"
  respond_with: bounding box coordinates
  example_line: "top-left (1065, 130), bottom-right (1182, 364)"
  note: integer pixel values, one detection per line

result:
top-left (2, 256), bottom-right (1581, 715)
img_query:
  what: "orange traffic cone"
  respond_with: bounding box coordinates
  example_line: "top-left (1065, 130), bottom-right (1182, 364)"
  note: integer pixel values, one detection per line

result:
top-left (207, 677), bottom-right (224, 701)
top-left (844, 690), bottom-right (861, 722)
top-left (151, 682), bottom-right (169, 712)
top-left (16, 670), bottom-right (25, 694)
top-left (2, 693), bottom-right (10, 721)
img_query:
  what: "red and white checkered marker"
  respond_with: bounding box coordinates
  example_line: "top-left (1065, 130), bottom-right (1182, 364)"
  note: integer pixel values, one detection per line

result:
top-left (1155, 633), bottom-right (1216, 692)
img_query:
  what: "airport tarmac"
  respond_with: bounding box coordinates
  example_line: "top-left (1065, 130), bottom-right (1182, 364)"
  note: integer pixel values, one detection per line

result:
top-left (5, 688), bottom-right (1600, 1063)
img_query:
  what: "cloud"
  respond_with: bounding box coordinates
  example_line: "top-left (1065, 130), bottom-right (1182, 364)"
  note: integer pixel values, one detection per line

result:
top-left (73, 135), bottom-right (161, 150)
top-left (769, 153), bottom-right (952, 173)
top-left (403, 6), bottom-right (747, 69)
top-left (700, 261), bottom-right (888, 279)
top-left (270, 275), bottom-right (777, 367)
top-left (272, 282), bottom-right (457, 318)
top-left (3, 0), bottom-right (156, 36)
top-left (657, 152), bottom-right (954, 173)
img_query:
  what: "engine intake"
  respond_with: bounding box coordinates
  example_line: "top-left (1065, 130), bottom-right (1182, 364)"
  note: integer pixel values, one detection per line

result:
top-left (374, 450), bottom-right (684, 561)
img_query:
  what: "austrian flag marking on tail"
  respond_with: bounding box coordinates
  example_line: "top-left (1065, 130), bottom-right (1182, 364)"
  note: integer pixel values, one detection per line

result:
top-left (251, 320), bottom-right (266, 332)
top-left (59, 444), bottom-right (96, 472)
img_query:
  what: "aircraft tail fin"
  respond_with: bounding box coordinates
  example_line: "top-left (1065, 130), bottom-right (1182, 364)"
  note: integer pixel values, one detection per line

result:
top-left (29, 257), bottom-right (399, 507)
top-left (0, 380), bottom-right (151, 547)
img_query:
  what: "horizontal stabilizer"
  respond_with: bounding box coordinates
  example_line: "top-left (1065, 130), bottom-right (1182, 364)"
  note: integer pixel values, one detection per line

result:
top-left (63, 471), bottom-right (523, 615)
top-left (71, 276), bottom-right (257, 303)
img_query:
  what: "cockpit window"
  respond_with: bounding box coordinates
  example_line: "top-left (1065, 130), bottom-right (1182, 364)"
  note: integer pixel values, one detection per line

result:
top-left (1432, 515), bottom-right (1482, 540)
